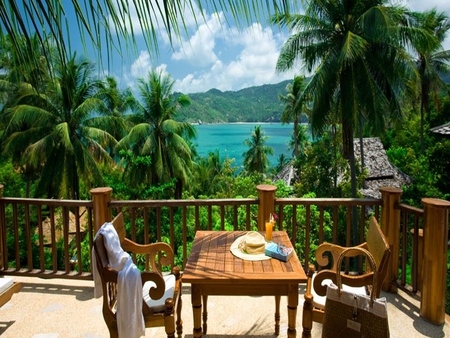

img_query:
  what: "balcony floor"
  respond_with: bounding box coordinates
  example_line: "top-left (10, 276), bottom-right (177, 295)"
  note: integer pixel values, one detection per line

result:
top-left (0, 276), bottom-right (449, 338)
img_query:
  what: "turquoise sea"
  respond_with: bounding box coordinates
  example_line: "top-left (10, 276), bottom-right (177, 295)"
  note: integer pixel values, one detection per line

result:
top-left (193, 123), bottom-right (295, 168)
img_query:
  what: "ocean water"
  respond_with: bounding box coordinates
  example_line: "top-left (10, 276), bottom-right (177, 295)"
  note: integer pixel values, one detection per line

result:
top-left (192, 123), bottom-right (295, 168)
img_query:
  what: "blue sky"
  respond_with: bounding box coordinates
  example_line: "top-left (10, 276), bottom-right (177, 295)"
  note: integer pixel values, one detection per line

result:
top-left (74, 0), bottom-right (450, 95)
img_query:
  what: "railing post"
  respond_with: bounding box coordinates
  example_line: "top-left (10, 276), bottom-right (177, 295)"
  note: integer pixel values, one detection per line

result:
top-left (256, 184), bottom-right (277, 231)
top-left (90, 187), bottom-right (113, 234)
top-left (380, 186), bottom-right (402, 293)
top-left (0, 184), bottom-right (3, 269)
top-left (420, 198), bottom-right (450, 325)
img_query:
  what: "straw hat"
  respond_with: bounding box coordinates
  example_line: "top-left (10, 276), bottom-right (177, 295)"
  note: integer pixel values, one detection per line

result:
top-left (230, 231), bottom-right (271, 261)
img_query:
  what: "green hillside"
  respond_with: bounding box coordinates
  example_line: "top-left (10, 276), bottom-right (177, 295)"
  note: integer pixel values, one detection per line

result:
top-left (173, 80), bottom-right (294, 123)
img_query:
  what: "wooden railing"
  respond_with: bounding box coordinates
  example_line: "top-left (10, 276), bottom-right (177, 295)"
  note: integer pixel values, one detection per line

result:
top-left (0, 184), bottom-right (449, 324)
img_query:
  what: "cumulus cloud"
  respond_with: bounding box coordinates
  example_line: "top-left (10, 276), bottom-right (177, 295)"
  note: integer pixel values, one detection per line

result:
top-left (123, 50), bottom-right (170, 92)
top-left (171, 12), bottom-right (223, 67)
top-left (172, 23), bottom-right (297, 93)
top-left (122, 1), bottom-right (449, 95)
top-left (401, 0), bottom-right (450, 12)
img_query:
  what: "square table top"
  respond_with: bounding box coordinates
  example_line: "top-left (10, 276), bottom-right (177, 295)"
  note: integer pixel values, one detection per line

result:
top-left (182, 231), bottom-right (307, 285)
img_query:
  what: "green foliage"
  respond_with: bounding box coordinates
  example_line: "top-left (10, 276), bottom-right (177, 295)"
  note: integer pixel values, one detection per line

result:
top-left (0, 156), bottom-right (27, 197)
top-left (293, 134), bottom-right (347, 198)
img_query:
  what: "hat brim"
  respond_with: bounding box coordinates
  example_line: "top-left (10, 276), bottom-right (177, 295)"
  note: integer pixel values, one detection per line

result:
top-left (230, 235), bottom-right (271, 261)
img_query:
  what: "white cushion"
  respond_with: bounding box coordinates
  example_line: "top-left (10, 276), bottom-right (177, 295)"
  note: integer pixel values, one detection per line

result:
top-left (311, 272), bottom-right (366, 309)
top-left (142, 274), bottom-right (176, 312)
top-left (0, 278), bottom-right (13, 294)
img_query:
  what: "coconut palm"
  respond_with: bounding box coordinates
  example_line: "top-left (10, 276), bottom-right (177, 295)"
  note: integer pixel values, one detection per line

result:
top-left (407, 9), bottom-right (450, 154)
top-left (0, 34), bottom-right (53, 196)
top-left (243, 125), bottom-right (274, 174)
top-left (279, 75), bottom-right (310, 158)
top-left (274, 0), bottom-right (423, 198)
top-left (1, 53), bottom-right (118, 199)
top-left (273, 0), bottom-right (429, 246)
top-left (96, 76), bottom-right (138, 154)
top-left (116, 69), bottom-right (195, 199)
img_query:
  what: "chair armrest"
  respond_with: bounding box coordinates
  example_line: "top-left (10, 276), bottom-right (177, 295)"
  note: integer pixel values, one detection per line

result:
top-left (316, 242), bottom-right (368, 271)
top-left (141, 270), bottom-right (166, 301)
top-left (313, 269), bottom-right (375, 297)
top-left (122, 239), bottom-right (175, 272)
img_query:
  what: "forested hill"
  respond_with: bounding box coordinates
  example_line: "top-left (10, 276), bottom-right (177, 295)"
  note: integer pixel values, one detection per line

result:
top-left (173, 80), bottom-right (298, 123)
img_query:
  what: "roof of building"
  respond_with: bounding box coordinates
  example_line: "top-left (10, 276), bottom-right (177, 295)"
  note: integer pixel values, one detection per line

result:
top-left (430, 122), bottom-right (450, 136)
top-left (353, 137), bottom-right (412, 199)
top-left (273, 137), bottom-right (412, 199)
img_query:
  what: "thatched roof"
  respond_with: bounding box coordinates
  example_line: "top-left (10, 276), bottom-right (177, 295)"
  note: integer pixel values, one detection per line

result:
top-left (430, 122), bottom-right (450, 136)
top-left (272, 160), bottom-right (297, 186)
top-left (354, 138), bottom-right (412, 199)
top-left (272, 137), bottom-right (411, 199)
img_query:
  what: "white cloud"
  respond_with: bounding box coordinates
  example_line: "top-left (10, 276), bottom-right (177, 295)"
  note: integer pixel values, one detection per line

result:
top-left (401, 0), bottom-right (450, 13)
top-left (171, 12), bottom-right (224, 67)
top-left (123, 51), bottom-right (171, 93)
top-left (172, 23), bottom-right (297, 93)
top-left (130, 50), bottom-right (152, 79)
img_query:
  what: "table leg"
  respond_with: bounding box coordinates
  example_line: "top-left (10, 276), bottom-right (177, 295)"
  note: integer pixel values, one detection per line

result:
top-left (191, 284), bottom-right (202, 338)
top-left (202, 295), bottom-right (208, 334)
top-left (275, 295), bottom-right (281, 335)
top-left (287, 284), bottom-right (299, 338)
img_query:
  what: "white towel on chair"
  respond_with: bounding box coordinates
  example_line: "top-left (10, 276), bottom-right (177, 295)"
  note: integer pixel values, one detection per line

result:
top-left (117, 257), bottom-right (145, 338)
top-left (92, 222), bottom-right (145, 338)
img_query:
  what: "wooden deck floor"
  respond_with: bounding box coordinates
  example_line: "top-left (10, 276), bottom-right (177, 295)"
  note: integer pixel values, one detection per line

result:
top-left (0, 276), bottom-right (449, 338)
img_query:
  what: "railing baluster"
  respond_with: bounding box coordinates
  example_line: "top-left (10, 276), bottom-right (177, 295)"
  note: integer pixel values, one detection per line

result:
top-left (170, 207), bottom-right (175, 252)
top-left (183, 206), bottom-right (187, 269)
top-left (246, 204), bottom-right (251, 231)
top-left (305, 205), bottom-right (311, 269)
top-left (233, 205), bottom-right (238, 230)
top-left (37, 206), bottom-right (44, 272)
top-left (401, 211), bottom-right (408, 286)
top-left (12, 203), bottom-right (19, 270)
top-left (208, 205), bottom-right (212, 230)
top-left (25, 204), bottom-right (32, 271)
top-left (63, 206), bottom-right (70, 273)
top-left (50, 206), bottom-right (57, 273)
top-left (76, 206), bottom-right (83, 274)
top-left (319, 206), bottom-right (324, 244)
top-left (333, 205), bottom-right (338, 243)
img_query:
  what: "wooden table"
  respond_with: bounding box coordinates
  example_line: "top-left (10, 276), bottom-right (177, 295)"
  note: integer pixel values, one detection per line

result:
top-left (182, 231), bottom-right (307, 338)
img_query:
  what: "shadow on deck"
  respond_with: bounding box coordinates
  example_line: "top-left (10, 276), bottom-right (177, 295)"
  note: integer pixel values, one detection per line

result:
top-left (0, 276), bottom-right (448, 338)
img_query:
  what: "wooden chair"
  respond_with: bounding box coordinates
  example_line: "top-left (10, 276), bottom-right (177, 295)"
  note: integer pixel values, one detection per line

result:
top-left (302, 216), bottom-right (390, 338)
top-left (93, 212), bottom-right (182, 338)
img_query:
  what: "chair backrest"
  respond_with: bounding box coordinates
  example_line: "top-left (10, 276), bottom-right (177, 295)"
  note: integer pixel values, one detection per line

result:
top-left (111, 212), bottom-right (126, 245)
top-left (366, 216), bottom-right (390, 296)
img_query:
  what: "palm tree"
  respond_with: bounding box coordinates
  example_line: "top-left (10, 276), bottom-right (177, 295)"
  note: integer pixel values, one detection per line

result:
top-left (407, 9), bottom-right (450, 154)
top-left (274, 0), bottom-right (424, 245)
top-left (96, 76), bottom-right (138, 154)
top-left (0, 34), bottom-right (51, 196)
top-left (279, 75), bottom-right (310, 158)
top-left (116, 69), bottom-right (195, 199)
top-left (243, 125), bottom-right (274, 174)
top-left (275, 0), bottom-right (421, 195)
top-left (2, 54), bottom-right (118, 199)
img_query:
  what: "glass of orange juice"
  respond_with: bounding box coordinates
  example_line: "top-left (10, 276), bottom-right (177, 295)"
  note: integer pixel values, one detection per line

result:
top-left (265, 221), bottom-right (273, 241)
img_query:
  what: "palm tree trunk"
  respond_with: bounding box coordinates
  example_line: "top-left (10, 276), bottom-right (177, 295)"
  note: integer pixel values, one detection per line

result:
top-left (359, 116), bottom-right (365, 189)
top-left (420, 99), bottom-right (425, 155)
top-left (343, 122), bottom-right (359, 247)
